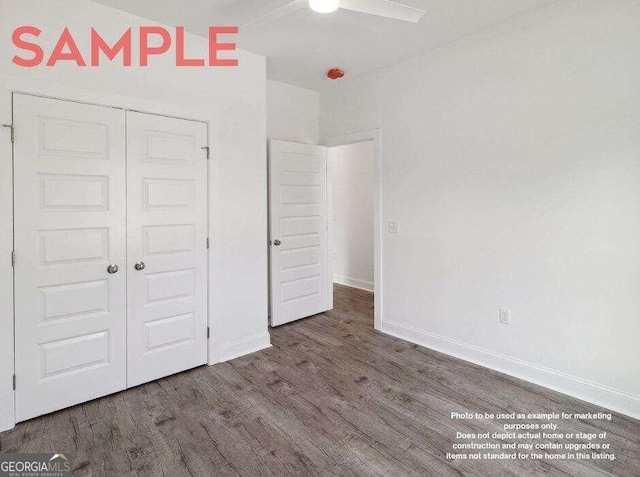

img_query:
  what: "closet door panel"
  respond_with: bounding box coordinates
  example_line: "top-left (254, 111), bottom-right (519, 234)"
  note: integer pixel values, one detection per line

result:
top-left (14, 94), bottom-right (127, 421)
top-left (126, 112), bottom-right (208, 387)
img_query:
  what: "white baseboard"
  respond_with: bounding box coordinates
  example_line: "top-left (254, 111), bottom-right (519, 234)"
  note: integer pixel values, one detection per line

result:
top-left (381, 319), bottom-right (640, 420)
top-left (216, 332), bottom-right (272, 363)
top-left (0, 389), bottom-right (14, 432)
top-left (333, 275), bottom-right (374, 292)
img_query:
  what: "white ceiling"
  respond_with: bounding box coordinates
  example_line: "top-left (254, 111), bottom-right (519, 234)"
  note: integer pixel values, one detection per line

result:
top-left (91, 0), bottom-right (558, 91)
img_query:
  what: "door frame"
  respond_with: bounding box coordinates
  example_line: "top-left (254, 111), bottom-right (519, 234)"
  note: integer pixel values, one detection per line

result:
top-left (0, 78), bottom-right (212, 432)
top-left (325, 129), bottom-right (383, 331)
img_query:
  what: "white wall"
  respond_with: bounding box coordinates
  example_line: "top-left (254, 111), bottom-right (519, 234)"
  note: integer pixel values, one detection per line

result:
top-left (329, 141), bottom-right (375, 291)
top-left (321, 0), bottom-right (640, 418)
top-left (0, 0), bottom-right (269, 431)
top-left (267, 80), bottom-right (319, 144)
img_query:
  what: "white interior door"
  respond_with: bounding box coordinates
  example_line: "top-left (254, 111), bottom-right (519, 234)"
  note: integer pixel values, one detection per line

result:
top-left (14, 94), bottom-right (127, 421)
top-left (269, 140), bottom-right (330, 326)
top-left (126, 112), bottom-right (208, 387)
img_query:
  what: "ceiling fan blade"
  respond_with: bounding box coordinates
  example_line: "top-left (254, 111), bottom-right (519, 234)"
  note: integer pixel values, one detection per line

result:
top-left (241, 0), bottom-right (307, 31)
top-left (339, 0), bottom-right (426, 23)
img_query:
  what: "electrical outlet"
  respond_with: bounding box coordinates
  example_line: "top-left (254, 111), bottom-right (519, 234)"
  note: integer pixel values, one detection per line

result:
top-left (388, 221), bottom-right (399, 234)
top-left (499, 308), bottom-right (511, 325)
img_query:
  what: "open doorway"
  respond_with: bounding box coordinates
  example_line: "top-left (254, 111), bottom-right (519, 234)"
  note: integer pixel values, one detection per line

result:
top-left (268, 131), bottom-right (381, 329)
top-left (326, 130), bottom-right (382, 330)
top-left (328, 140), bottom-right (376, 328)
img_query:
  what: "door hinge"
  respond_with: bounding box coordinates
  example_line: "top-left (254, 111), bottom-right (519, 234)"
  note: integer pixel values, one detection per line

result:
top-left (12, 374), bottom-right (16, 391)
top-left (207, 327), bottom-right (210, 339)
top-left (201, 146), bottom-right (210, 160)
top-left (2, 124), bottom-right (14, 143)
top-left (11, 250), bottom-right (15, 267)
top-left (206, 237), bottom-right (210, 249)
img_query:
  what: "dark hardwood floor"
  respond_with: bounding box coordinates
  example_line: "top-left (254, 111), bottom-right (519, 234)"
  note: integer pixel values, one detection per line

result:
top-left (1, 284), bottom-right (638, 476)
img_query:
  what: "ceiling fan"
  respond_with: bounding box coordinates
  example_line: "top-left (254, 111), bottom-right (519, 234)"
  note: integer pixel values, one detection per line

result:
top-left (242, 0), bottom-right (426, 30)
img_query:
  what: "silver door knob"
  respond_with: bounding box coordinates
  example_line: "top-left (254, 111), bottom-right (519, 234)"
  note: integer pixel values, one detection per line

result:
top-left (134, 261), bottom-right (146, 271)
top-left (273, 239), bottom-right (282, 246)
top-left (107, 264), bottom-right (119, 274)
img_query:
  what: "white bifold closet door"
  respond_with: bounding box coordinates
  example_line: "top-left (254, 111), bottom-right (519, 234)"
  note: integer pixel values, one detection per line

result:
top-left (14, 95), bottom-right (209, 422)
top-left (14, 94), bottom-right (128, 421)
top-left (125, 112), bottom-right (208, 387)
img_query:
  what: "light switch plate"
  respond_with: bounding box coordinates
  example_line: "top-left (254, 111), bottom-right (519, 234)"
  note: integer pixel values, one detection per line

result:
top-left (499, 308), bottom-right (511, 325)
top-left (388, 221), bottom-right (399, 234)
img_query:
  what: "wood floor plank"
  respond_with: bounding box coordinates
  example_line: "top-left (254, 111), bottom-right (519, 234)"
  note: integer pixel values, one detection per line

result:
top-left (1, 284), bottom-right (638, 476)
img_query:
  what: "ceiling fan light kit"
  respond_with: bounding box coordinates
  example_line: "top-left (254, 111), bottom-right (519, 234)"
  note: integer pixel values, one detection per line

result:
top-left (309, 0), bottom-right (340, 14)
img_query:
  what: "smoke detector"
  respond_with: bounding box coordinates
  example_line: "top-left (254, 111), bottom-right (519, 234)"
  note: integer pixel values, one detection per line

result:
top-left (327, 68), bottom-right (345, 80)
